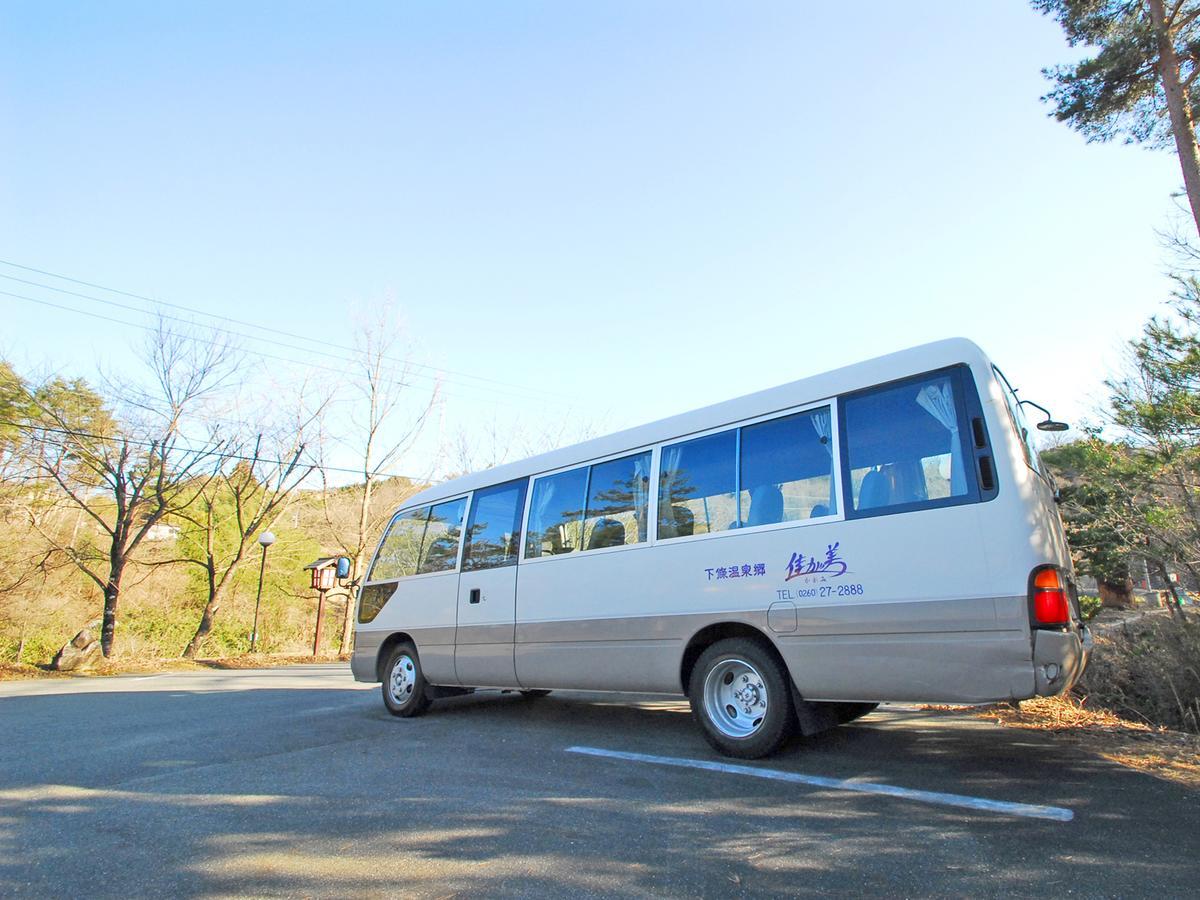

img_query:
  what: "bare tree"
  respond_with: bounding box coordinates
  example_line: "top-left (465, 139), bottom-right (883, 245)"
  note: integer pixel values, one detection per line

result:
top-left (315, 304), bottom-right (440, 655)
top-left (175, 431), bottom-right (315, 658)
top-left (444, 410), bottom-right (604, 479)
top-left (23, 320), bottom-right (237, 658)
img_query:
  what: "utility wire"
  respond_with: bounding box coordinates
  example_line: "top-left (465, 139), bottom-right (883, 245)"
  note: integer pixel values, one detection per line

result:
top-left (1, 270), bottom-right (560, 405)
top-left (0, 259), bottom-right (572, 403)
top-left (1, 418), bottom-right (422, 482)
top-left (2, 288), bottom-right (352, 379)
top-left (0, 287), bottom-right (541, 412)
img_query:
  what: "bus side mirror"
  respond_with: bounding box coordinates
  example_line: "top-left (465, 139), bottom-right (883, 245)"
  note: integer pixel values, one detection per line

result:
top-left (1020, 399), bottom-right (1069, 433)
top-left (335, 556), bottom-right (351, 579)
top-left (1036, 419), bottom-right (1069, 432)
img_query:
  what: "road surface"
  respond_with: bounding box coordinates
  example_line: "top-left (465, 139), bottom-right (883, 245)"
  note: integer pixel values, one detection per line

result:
top-left (0, 665), bottom-right (1194, 897)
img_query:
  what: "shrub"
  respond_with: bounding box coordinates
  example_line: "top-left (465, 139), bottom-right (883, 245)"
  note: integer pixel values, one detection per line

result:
top-left (1079, 595), bottom-right (1103, 621)
top-left (0, 628), bottom-right (69, 666)
top-left (121, 605), bottom-right (200, 658)
top-left (1077, 611), bottom-right (1200, 734)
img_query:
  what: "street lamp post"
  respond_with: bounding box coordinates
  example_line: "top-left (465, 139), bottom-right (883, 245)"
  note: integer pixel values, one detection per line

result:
top-left (249, 531), bottom-right (276, 654)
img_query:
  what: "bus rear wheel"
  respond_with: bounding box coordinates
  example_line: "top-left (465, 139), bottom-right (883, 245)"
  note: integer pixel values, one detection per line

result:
top-left (688, 637), bottom-right (794, 759)
top-left (382, 643), bottom-right (432, 718)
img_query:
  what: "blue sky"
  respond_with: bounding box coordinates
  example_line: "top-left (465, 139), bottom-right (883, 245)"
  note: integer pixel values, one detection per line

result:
top-left (0, 2), bottom-right (1186, 476)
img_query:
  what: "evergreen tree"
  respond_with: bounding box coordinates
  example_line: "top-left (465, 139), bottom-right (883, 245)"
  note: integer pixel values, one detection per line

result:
top-left (1035, 1), bottom-right (1200, 235)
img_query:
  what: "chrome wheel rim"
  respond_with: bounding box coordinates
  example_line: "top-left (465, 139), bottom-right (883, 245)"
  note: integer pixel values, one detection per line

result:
top-left (703, 658), bottom-right (768, 738)
top-left (388, 653), bottom-right (417, 707)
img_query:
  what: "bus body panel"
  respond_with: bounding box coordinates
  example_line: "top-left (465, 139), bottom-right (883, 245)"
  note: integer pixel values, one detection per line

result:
top-left (512, 495), bottom-right (1027, 701)
top-left (365, 571), bottom-right (459, 685)
top-left (455, 565), bottom-right (518, 687)
top-left (351, 338), bottom-right (1089, 709)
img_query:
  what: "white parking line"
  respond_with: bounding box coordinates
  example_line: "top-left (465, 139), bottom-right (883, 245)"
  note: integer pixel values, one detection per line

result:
top-left (566, 746), bottom-right (1074, 822)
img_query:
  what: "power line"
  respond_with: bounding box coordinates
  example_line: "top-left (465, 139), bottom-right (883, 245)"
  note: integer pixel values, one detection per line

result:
top-left (0, 259), bottom-right (573, 404)
top-left (2, 288), bottom-right (352, 378)
top-left (1, 418), bottom-right (421, 482)
top-left (0, 287), bottom-right (543, 412)
top-left (0, 270), bottom-right (562, 406)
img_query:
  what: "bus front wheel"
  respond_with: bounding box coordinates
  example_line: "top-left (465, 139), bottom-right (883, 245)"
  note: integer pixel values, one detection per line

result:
top-left (382, 643), bottom-right (432, 718)
top-left (689, 637), bottom-right (795, 759)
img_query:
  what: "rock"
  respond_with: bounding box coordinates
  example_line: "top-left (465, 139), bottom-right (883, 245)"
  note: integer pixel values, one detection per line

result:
top-left (51, 618), bottom-right (103, 671)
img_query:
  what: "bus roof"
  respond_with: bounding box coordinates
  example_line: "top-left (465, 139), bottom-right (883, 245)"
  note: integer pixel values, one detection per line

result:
top-left (399, 337), bottom-right (992, 511)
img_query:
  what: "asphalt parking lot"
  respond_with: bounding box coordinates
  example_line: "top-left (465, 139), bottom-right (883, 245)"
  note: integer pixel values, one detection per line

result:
top-left (1, 664), bottom-right (1195, 897)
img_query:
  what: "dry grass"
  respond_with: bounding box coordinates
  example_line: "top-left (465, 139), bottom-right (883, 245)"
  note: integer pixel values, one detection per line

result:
top-left (1079, 609), bottom-right (1200, 734)
top-left (0, 654), bottom-right (349, 681)
top-left (0, 661), bottom-right (67, 680)
top-left (976, 695), bottom-right (1200, 790)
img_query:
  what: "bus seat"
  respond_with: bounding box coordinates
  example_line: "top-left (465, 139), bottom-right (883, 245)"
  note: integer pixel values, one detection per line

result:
top-left (660, 505), bottom-right (694, 538)
top-left (746, 484), bottom-right (784, 526)
top-left (809, 503), bottom-right (829, 518)
top-left (858, 469), bottom-right (890, 510)
top-left (897, 460), bottom-right (929, 504)
top-left (881, 461), bottom-right (928, 505)
top-left (587, 517), bottom-right (626, 550)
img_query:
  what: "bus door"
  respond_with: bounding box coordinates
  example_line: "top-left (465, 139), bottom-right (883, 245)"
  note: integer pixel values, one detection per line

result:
top-left (454, 480), bottom-right (527, 687)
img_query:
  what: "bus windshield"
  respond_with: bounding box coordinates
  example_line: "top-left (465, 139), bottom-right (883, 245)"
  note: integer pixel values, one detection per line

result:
top-left (993, 366), bottom-right (1041, 474)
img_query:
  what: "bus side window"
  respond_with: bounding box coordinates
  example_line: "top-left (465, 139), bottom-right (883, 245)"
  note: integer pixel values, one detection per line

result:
top-left (416, 497), bottom-right (468, 574)
top-left (357, 583), bottom-right (396, 624)
top-left (462, 479), bottom-right (528, 570)
top-left (581, 451), bottom-right (651, 549)
top-left (740, 406), bottom-right (837, 524)
top-left (525, 466), bottom-right (589, 558)
top-left (368, 506), bottom-right (430, 581)
top-left (843, 372), bottom-right (972, 515)
top-left (658, 430), bottom-right (737, 539)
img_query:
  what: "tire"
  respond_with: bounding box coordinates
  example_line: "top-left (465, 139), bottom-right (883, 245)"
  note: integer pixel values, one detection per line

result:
top-left (520, 689), bottom-right (552, 698)
top-left (381, 643), bottom-right (432, 718)
top-left (688, 637), bottom-right (795, 759)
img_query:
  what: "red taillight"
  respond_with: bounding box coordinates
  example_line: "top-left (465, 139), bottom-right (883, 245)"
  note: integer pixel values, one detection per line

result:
top-left (1031, 567), bottom-right (1069, 626)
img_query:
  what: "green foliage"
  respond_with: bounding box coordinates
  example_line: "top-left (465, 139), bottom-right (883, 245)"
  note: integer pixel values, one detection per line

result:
top-left (1034, 0), bottom-right (1200, 146)
top-left (1111, 275), bottom-right (1200, 443)
top-left (1109, 276), bottom-right (1200, 585)
top-left (121, 603), bottom-right (203, 657)
top-left (1078, 611), bottom-right (1200, 732)
top-left (33, 375), bottom-right (116, 437)
top-left (0, 627), bottom-right (67, 666)
top-left (1079, 594), bottom-right (1104, 621)
top-left (1046, 273), bottom-right (1200, 593)
top-left (0, 360), bottom-right (31, 453)
top-left (199, 616), bottom-right (252, 658)
top-left (175, 477), bottom-right (251, 602)
top-left (1043, 436), bottom-right (1142, 583)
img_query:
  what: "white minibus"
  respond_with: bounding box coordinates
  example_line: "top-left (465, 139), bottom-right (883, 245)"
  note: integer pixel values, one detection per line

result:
top-left (350, 339), bottom-right (1091, 757)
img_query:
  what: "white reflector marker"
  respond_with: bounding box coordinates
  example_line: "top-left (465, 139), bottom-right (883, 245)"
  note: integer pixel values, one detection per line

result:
top-left (566, 746), bottom-right (1074, 822)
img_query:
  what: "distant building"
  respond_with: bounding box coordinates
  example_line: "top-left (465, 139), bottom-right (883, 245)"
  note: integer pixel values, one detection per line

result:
top-left (144, 523), bottom-right (180, 542)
